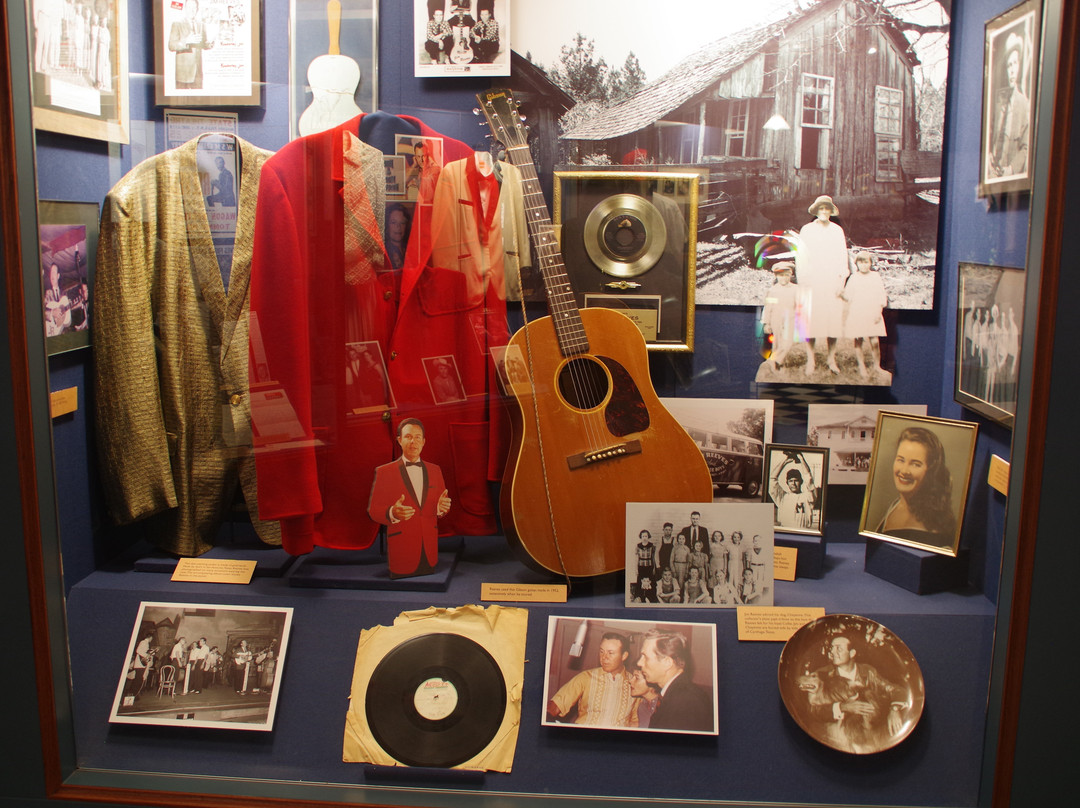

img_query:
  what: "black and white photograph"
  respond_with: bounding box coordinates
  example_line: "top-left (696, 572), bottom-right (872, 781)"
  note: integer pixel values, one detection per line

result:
top-left (29, 0), bottom-right (129, 142)
top-left (345, 340), bottom-right (392, 413)
top-left (542, 616), bottom-right (718, 735)
top-left (415, 0), bottom-right (510, 77)
top-left (38, 200), bottom-right (98, 355)
top-left (979, 0), bottom-right (1041, 196)
top-left (625, 501), bottom-right (775, 608)
top-left (109, 602), bottom-right (293, 731)
top-left (154, 0), bottom-right (261, 106)
top-left (423, 354), bottom-right (467, 404)
top-left (291, 0), bottom-right (378, 138)
top-left (764, 444), bottom-right (828, 536)
top-left (778, 613), bottom-right (925, 754)
top-left (859, 411), bottom-right (978, 557)
top-left (661, 397), bottom-right (773, 501)
top-left (956, 262), bottom-right (1025, 427)
top-left (512, 0), bottom-right (950, 310)
top-left (807, 403), bottom-right (928, 484)
top-left (754, 246), bottom-right (895, 386)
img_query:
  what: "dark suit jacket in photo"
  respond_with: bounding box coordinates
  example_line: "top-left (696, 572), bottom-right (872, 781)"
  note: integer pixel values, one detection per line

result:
top-left (650, 672), bottom-right (715, 732)
top-left (677, 523), bottom-right (712, 554)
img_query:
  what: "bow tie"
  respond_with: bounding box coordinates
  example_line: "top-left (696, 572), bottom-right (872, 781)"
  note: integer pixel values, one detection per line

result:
top-left (405, 461), bottom-right (422, 467)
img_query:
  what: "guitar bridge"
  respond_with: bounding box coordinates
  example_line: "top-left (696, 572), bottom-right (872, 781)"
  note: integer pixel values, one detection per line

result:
top-left (567, 440), bottom-right (642, 470)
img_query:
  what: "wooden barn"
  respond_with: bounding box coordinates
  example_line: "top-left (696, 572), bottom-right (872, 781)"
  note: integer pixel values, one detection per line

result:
top-left (560, 0), bottom-right (937, 239)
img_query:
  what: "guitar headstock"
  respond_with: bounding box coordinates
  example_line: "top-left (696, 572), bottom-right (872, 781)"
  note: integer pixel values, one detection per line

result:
top-left (476, 89), bottom-right (529, 150)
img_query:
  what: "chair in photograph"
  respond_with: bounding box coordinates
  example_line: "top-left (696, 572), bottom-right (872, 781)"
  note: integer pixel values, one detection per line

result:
top-left (157, 664), bottom-right (176, 698)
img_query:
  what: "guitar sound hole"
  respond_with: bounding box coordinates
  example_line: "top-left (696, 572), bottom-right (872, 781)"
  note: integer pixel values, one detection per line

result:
top-left (558, 357), bottom-right (610, 411)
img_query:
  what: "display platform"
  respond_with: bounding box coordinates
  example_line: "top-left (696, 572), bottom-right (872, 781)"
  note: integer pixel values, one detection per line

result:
top-left (66, 537), bottom-right (995, 807)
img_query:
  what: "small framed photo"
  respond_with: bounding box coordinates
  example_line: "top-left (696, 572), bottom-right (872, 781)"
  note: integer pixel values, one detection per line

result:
top-left (29, 0), bottom-right (129, 143)
top-left (110, 602), bottom-right (293, 731)
top-left (542, 615), bottom-right (718, 735)
top-left (154, 0), bottom-right (262, 107)
top-left (956, 262), bottom-right (1025, 427)
top-left (625, 502), bottom-right (774, 608)
top-left (806, 404), bottom-right (928, 485)
top-left (764, 445), bottom-right (829, 536)
top-left (554, 171), bottom-right (699, 351)
top-left (414, 0), bottom-right (511, 78)
top-left (38, 200), bottom-right (99, 355)
top-left (422, 355), bottom-right (466, 404)
top-left (291, 0), bottom-right (378, 139)
top-left (859, 412), bottom-right (979, 557)
top-left (979, 0), bottom-right (1041, 196)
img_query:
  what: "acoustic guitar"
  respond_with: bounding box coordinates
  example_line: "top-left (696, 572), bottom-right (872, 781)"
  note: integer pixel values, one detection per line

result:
top-left (477, 89), bottom-right (714, 578)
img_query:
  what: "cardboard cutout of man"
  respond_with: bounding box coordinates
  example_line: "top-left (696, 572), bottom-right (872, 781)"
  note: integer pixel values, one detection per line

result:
top-left (367, 418), bottom-right (451, 578)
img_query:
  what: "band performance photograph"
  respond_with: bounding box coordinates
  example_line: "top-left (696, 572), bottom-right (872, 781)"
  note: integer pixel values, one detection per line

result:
top-left (542, 616), bottom-right (718, 735)
top-left (110, 603), bottom-right (293, 730)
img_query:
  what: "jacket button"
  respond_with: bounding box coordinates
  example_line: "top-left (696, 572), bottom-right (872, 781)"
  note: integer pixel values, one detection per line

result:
top-left (229, 394), bottom-right (242, 406)
top-left (381, 411), bottom-right (391, 422)
top-left (390, 351), bottom-right (398, 360)
top-left (383, 290), bottom-right (393, 300)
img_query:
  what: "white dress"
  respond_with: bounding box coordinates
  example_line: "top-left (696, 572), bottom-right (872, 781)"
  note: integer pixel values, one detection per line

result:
top-left (796, 219), bottom-right (850, 339)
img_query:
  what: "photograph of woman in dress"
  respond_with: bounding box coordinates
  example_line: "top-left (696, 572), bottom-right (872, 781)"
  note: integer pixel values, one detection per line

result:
top-left (860, 413), bottom-right (978, 556)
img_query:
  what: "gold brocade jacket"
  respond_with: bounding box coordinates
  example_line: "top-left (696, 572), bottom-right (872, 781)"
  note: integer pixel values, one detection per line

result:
top-left (93, 135), bottom-right (281, 555)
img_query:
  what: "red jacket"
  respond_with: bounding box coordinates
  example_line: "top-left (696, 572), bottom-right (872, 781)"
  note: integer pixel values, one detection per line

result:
top-left (249, 114), bottom-right (508, 554)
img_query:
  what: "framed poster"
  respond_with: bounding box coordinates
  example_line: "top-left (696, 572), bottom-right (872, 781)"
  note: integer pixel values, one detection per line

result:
top-left (109, 602), bottom-right (293, 731)
top-left (37, 200), bottom-right (98, 355)
top-left (154, 0), bottom-right (262, 106)
top-left (555, 171), bottom-right (699, 351)
top-left (291, 0), bottom-right (378, 139)
top-left (979, 0), bottom-right (1041, 196)
top-left (542, 615), bottom-right (718, 735)
top-left (763, 444), bottom-right (829, 537)
top-left (859, 412), bottom-right (978, 557)
top-left (956, 262), bottom-right (1025, 427)
top-left (414, 0), bottom-right (511, 78)
top-left (29, 0), bottom-right (129, 143)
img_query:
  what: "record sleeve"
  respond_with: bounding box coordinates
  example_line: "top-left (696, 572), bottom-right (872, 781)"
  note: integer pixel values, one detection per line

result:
top-left (344, 604), bottom-right (527, 771)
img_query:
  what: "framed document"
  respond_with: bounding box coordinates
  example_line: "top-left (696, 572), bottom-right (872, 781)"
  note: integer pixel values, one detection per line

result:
top-left (956, 262), bottom-right (1025, 427)
top-left (154, 0), bottom-right (262, 107)
top-left (859, 412), bottom-right (978, 557)
top-left (555, 171), bottom-right (699, 352)
top-left (979, 0), bottom-right (1041, 196)
top-left (29, 0), bottom-right (129, 143)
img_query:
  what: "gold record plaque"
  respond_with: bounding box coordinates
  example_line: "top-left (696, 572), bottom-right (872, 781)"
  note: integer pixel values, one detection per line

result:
top-left (555, 170), bottom-right (698, 351)
top-left (778, 614), bottom-right (925, 754)
top-left (583, 193), bottom-right (667, 278)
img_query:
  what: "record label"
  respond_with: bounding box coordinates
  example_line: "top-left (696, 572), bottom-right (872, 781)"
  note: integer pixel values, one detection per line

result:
top-left (414, 677), bottom-right (458, 721)
top-left (365, 632), bottom-right (507, 768)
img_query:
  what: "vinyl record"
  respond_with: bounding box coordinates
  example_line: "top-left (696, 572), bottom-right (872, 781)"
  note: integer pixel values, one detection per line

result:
top-left (365, 632), bottom-right (507, 768)
top-left (777, 614), bottom-right (925, 754)
top-left (583, 193), bottom-right (667, 278)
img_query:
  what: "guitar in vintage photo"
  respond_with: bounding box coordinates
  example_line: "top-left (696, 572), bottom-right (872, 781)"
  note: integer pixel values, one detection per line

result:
top-left (477, 89), bottom-right (714, 578)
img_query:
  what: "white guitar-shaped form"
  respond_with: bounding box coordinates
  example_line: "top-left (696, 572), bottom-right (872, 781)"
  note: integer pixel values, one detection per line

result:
top-left (298, 0), bottom-right (362, 137)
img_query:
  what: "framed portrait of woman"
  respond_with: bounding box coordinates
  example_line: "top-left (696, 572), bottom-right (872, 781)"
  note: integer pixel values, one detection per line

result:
top-left (859, 412), bottom-right (978, 557)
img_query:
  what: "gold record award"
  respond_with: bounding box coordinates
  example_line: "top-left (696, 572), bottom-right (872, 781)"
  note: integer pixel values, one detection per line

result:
top-left (583, 193), bottom-right (667, 278)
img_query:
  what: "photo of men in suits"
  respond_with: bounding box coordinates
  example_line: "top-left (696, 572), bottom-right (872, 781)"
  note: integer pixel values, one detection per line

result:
top-left (367, 418), bottom-right (451, 578)
top-left (636, 629), bottom-right (716, 733)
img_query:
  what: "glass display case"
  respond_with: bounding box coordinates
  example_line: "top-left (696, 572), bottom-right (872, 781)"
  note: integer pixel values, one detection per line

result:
top-left (2, 1), bottom-right (1078, 805)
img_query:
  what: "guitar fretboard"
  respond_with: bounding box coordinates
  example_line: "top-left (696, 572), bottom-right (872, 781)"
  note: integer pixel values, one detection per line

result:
top-left (503, 143), bottom-right (589, 357)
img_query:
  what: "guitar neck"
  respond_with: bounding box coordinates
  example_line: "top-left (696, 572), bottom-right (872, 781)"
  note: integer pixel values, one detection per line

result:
top-left (501, 145), bottom-right (589, 357)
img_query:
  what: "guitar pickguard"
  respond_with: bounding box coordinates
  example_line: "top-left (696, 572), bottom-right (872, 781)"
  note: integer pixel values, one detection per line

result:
top-left (598, 356), bottom-right (650, 436)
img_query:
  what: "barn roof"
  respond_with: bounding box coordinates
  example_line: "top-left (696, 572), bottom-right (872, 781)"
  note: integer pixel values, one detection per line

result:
top-left (561, 0), bottom-right (918, 142)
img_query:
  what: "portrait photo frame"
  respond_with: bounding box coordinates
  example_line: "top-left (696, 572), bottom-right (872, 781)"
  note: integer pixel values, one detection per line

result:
top-left (109, 601), bottom-right (293, 731)
top-left (38, 200), bottom-right (99, 355)
top-left (979, 0), bottom-right (1042, 196)
top-left (956, 262), bottom-right (1025, 428)
top-left (859, 412), bottom-right (979, 557)
top-left (542, 615), bottom-right (718, 735)
top-left (554, 171), bottom-right (699, 352)
top-left (154, 0), bottom-right (262, 107)
top-left (763, 444), bottom-right (829, 537)
top-left (29, 0), bottom-right (129, 143)
top-left (290, 0), bottom-right (378, 139)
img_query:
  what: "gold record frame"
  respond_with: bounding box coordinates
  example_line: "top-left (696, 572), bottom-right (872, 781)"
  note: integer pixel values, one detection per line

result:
top-left (554, 170), bottom-right (698, 352)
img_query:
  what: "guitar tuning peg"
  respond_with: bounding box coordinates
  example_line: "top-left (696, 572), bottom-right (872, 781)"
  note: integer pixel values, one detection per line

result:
top-left (472, 107), bottom-right (481, 115)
